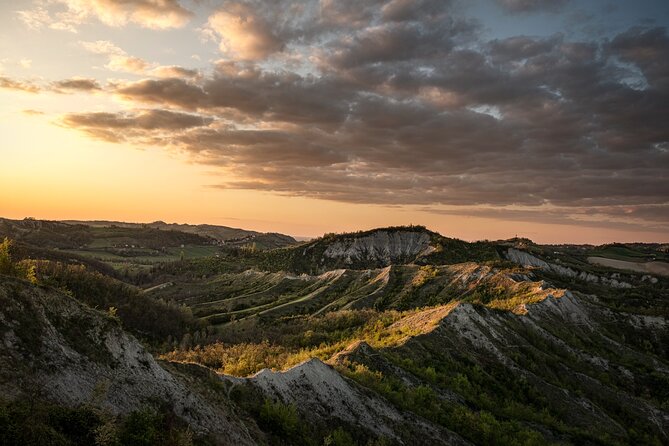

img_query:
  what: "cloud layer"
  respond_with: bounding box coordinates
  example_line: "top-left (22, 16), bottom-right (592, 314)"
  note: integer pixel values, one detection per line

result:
top-left (15, 0), bottom-right (668, 231)
top-left (18, 0), bottom-right (191, 32)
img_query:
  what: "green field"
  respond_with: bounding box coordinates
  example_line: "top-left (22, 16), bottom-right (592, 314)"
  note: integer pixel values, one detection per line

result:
top-left (62, 245), bottom-right (222, 270)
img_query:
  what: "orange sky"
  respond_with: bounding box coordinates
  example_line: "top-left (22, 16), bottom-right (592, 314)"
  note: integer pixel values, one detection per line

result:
top-left (2, 0), bottom-right (668, 244)
top-left (0, 87), bottom-right (667, 244)
top-left (0, 103), bottom-right (663, 244)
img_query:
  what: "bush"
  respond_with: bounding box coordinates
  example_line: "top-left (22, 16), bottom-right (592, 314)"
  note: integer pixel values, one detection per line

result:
top-left (31, 259), bottom-right (200, 344)
top-left (259, 399), bottom-right (300, 439)
top-left (117, 409), bottom-right (162, 446)
top-left (324, 427), bottom-right (357, 446)
top-left (0, 398), bottom-right (102, 446)
top-left (0, 238), bottom-right (37, 283)
top-left (0, 397), bottom-right (206, 446)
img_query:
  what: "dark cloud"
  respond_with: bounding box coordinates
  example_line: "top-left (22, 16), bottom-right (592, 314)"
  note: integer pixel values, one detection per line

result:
top-left (54, 0), bottom-right (669, 232)
top-left (61, 109), bottom-right (212, 142)
top-left (488, 35), bottom-right (562, 63)
top-left (325, 20), bottom-right (473, 69)
top-left (424, 205), bottom-right (669, 233)
top-left (609, 26), bottom-right (669, 89)
top-left (495, 0), bottom-right (571, 14)
top-left (115, 78), bottom-right (208, 109)
top-left (52, 78), bottom-right (102, 92)
top-left (381, 0), bottom-right (454, 23)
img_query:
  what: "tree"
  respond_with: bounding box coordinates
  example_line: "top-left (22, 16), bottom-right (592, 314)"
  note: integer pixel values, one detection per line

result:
top-left (0, 238), bottom-right (12, 275)
top-left (0, 238), bottom-right (36, 283)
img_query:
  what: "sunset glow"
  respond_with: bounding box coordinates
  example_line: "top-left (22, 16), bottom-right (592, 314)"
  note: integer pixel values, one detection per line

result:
top-left (1, 0), bottom-right (668, 242)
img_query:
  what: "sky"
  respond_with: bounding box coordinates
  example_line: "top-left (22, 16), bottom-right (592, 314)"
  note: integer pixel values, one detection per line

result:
top-left (1, 0), bottom-right (668, 243)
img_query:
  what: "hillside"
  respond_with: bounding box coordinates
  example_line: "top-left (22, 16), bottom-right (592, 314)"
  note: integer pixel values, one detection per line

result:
top-left (248, 226), bottom-right (500, 274)
top-left (64, 219), bottom-right (299, 249)
top-left (1, 224), bottom-right (668, 445)
top-left (0, 218), bottom-right (298, 279)
top-left (0, 276), bottom-right (259, 445)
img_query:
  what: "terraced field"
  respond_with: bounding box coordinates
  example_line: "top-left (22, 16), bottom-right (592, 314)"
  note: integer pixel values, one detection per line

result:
top-left (3, 223), bottom-right (668, 445)
top-left (149, 262), bottom-right (558, 327)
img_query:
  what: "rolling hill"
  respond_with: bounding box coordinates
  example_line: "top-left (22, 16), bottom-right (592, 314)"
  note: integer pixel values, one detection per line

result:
top-left (1, 222), bottom-right (667, 445)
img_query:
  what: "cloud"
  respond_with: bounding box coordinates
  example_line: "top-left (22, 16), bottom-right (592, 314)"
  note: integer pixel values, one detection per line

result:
top-left (22, 109), bottom-right (45, 116)
top-left (52, 77), bottom-right (102, 92)
top-left (3, 75), bottom-right (100, 94)
top-left (423, 205), bottom-right (669, 233)
top-left (60, 109), bottom-right (213, 142)
top-left (609, 26), bottom-right (669, 90)
top-left (200, 0), bottom-right (467, 65)
top-left (0, 76), bottom-right (41, 93)
top-left (495, 0), bottom-right (571, 14)
top-left (325, 21), bottom-right (462, 69)
top-left (80, 40), bottom-right (150, 74)
top-left (488, 35), bottom-right (562, 63)
top-left (17, 0), bottom-right (192, 32)
top-left (16, 6), bottom-right (55, 31)
top-left (149, 65), bottom-right (200, 79)
top-left (115, 78), bottom-right (208, 109)
top-left (204, 4), bottom-right (284, 60)
top-left (80, 40), bottom-right (198, 78)
top-left (50, 0), bottom-right (669, 231)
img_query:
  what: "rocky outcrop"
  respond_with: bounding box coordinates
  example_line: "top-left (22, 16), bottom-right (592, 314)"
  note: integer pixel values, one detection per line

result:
top-left (0, 277), bottom-right (256, 445)
top-left (235, 357), bottom-right (469, 445)
top-left (322, 230), bottom-right (435, 265)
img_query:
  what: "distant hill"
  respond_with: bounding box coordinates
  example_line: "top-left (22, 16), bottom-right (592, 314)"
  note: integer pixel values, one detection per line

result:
top-left (1, 218), bottom-right (213, 250)
top-left (0, 217), bottom-right (298, 278)
top-left (257, 225), bottom-right (500, 273)
top-left (63, 219), bottom-right (298, 250)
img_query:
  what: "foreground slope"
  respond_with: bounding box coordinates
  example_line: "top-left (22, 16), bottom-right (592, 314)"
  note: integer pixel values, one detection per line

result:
top-left (3, 224), bottom-right (669, 444)
top-left (0, 275), bottom-right (258, 445)
top-left (159, 229), bottom-right (669, 445)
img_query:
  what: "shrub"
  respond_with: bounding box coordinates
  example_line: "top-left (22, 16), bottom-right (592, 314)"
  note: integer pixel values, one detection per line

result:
top-left (324, 427), bottom-right (357, 446)
top-left (0, 238), bottom-right (37, 283)
top-left (259, 399), bottom-right (300, 439)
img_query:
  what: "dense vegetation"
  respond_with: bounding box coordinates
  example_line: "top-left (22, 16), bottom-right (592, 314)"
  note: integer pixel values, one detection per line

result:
top-left (0, 237), bottom-right (37, 283)
top-left (1, 221), bottom-right (667, 445)
top-left (163, 308), bottom-right (426, 375)
top-left (0, 397), bottom-right (213, 446)
top-left (2, 238), bottom-right (201, 345)
top-left (31, 260), bottom-right (202, 345)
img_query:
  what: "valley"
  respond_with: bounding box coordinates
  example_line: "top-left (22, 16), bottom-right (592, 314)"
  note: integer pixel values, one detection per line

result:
top-left (0, 219), bottom-right (667, 445)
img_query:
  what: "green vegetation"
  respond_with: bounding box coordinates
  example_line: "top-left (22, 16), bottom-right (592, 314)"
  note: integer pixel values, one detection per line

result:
top-left (340, 361), bottom-right (548, 446)
top-left (227, 385), bottom-right (394, 446)
top-left (30, 259), bottom-right (202, 345)
top-left (587, 243), bottom-right (668, 263)
top-left (258, 399), bottom-right (302, 442)
top-left (163, 308), bottom-right (427, 375)
top-left (0, 218), bottom-right (224, 278)
top-left (0, 398), bottom-right (212, 446)
top-left (1, 220), bottom-right (668, 445)
top-left (0, 237), bottom-right (37, 283)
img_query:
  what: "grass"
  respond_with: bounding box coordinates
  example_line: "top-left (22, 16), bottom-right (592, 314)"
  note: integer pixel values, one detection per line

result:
top-left (589, 245), bottom-right (668, 262)
top-left (61, 245), bottom-right (223, 278)
top-left (162, 306), bottom-right (430, 375)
